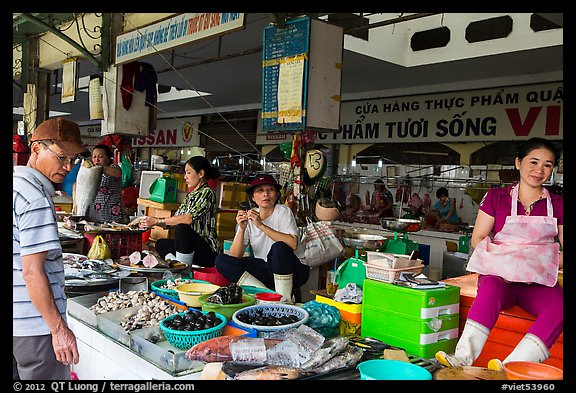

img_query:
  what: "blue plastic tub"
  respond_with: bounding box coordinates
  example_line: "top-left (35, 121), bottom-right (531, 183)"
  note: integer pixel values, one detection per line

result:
top-left (357, 359), bottom-right (432, 380)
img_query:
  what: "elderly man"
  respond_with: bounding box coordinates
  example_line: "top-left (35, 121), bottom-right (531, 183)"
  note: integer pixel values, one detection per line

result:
top-left (13, 118), bottom-right (87, 380)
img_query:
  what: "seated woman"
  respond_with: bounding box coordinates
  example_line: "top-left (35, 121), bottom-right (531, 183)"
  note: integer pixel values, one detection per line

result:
top-left (215, 174), bottom-right (309, 303)
top-left (138, 156), bottom-right (220, 268)
top-left (432, 187), bottom-right (460, 224)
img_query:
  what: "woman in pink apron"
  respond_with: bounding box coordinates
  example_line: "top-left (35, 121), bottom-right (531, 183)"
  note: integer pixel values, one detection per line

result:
top-left (436, 137), bottom-right (563, 370)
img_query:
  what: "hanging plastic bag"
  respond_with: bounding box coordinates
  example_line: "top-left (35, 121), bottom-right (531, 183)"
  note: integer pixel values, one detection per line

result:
top-left (121, 154), bottom-right (134, 188)
top-left (300, 218), bottom-right (344, 268)
top-left (87, 235), bottom-right (112, 260)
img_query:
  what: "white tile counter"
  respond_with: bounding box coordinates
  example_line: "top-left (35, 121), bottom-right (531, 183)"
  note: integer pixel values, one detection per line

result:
top-left (68, 315), bottom-right (202, 380)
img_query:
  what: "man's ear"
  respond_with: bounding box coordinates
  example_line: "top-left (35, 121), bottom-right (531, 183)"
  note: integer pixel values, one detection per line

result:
top-left (30, 141), bottom-right (42, 155)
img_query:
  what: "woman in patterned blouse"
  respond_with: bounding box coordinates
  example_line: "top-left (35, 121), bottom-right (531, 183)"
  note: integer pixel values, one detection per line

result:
top-left (139, 156), bottom-right (220, 267)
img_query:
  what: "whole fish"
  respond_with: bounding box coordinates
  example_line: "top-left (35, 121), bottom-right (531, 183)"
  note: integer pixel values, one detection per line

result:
top-left (309, 345), bottom-right (364, 374)
top-left (221, 361), bottom-right (267, 379)
top-left (300, 336), bottom-right (349, 370)
top-left (185, 336), bottom-right (283, 363)
top-left (233, 365), bottom-right (311, 380)
top-left (74, 160), bottom-right (102, 216)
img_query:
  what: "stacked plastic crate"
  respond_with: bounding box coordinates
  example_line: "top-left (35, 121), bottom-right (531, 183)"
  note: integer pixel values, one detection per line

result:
top-left (361, 279), bottom-right (461, 359)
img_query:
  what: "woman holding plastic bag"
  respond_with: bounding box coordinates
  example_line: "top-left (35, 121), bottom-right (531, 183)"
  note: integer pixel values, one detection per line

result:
top-left (74, 144), bottom-right (125, 223)
top-left (214, 175), bottom-right (309, 303)
top-left (435, 137), bottom-right (563, 371)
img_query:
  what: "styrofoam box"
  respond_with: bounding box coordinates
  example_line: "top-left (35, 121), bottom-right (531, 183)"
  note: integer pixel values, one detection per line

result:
top-left (366, 251), bottom-right (422, 269)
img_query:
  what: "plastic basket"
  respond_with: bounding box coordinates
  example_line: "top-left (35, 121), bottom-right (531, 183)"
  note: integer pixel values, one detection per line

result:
top-left (159, 310), bottom-right (227, 350)
top-left (84, 231), bottom-right (142, 259)
top-left (199, 293), bottom-right (257, 321)
top-left (366, 251), bottom-right (422, 269)
top-left (364, 262), bottom-right (424, 283)
top-left (151, 278), bottom-right (209, 299)
top-left (231, 304), bottom-right (309, 337)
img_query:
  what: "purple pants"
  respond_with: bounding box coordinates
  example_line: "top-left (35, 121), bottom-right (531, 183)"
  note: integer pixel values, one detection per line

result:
top-left (467, 274), bottom-right (563, 348)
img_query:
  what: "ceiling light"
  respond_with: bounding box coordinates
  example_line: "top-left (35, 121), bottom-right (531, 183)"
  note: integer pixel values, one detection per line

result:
top-left (378, 159), bottom-right (383, 168)
top-left (351, 157), bottom-right (356, 167)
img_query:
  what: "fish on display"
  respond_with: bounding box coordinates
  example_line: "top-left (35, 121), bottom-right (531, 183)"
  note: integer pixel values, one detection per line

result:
top-left (185, 336), bottom-right (283, 363)
top-left (233, 364), bottom-right (312, 380)
top-left (221, 361), bottom-right (267, 379)
top-left (300, 336), bottom-right (349, 370)
top-left (74, 160), bottom-right (102, 216)
top-left (309, 345), bottom-right (364, 374)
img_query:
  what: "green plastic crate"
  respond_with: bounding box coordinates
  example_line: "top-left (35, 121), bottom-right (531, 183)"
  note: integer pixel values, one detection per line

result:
top-left (362, 305), bottom-right (460, 337)
top-left (362, 279), bottom-right (460, 318)
top-left (373, 333), bottom-right (458, 359)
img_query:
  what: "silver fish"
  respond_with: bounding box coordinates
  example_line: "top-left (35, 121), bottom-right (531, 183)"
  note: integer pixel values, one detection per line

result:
top-left (74, 161), bottom-right (102, 216)
top-left (309, 345), bottom-right (364, 374)
top-left (233, 365), bottom-right (311, 380)
top-left (300, 336), bottom-right (349, 370)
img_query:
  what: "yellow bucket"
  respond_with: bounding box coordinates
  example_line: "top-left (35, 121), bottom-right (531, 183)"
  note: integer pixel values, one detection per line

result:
top-left (176, 282), bottom-right (221, 307)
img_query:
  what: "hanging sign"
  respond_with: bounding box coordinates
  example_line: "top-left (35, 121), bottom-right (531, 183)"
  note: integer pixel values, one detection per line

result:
top-left (115, 13), bottom-right (245, 64)
top-left (61, 58), bottom-right (77, 103)
top-left (89, 75), bottom-right (104, 120)
top-left (261, 16), bottom-right (310, 132)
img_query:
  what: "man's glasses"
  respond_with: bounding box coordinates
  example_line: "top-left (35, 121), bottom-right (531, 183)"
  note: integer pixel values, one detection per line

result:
top-left (39, 141), bottom-right (81, 166)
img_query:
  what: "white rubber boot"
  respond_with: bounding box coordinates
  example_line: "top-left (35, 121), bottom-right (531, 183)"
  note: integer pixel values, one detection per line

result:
top-left (436, 319), bottom-right (490, 367)
top-left (488, 333), bottom-right (550, 371)
top-left (274, 273), bottom-right (294, 304)
top-left (237, 271), bottom-right (267, 289)
top-left (175, 251), bottom-right (194, 266)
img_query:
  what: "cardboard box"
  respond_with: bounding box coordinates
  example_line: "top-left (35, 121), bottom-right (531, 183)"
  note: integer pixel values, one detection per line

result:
top-left (218, 182), bottom-right (249, 209)
top-left (217, 210), bottom-right (239, 249)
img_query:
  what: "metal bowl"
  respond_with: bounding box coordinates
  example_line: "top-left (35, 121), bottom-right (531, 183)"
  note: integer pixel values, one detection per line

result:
top-left (341, 233), bottom-right (387, 250)
top-left (380, 218), bottom-right (423, 232)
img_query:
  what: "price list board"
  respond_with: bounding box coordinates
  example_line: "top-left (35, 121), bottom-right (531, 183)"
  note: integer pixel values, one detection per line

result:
top-left (261, 16), bottom-right (310, 132)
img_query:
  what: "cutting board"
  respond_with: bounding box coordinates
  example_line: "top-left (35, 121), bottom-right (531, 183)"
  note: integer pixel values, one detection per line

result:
top-left (434, 366), bottom-right (508, 380)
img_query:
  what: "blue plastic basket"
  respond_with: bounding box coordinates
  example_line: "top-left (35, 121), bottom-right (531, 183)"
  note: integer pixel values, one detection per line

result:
top-left (159, 310), bottom-right (227, 350)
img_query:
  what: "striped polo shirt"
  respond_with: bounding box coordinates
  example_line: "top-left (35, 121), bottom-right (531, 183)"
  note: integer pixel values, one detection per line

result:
top-left (13, 166), bottom-right (67, 336)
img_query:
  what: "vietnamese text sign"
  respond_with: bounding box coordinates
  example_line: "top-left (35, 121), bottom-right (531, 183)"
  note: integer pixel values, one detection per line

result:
top-left (256, 82), bottom-right (563, 144)
top-left (261, 16), bottom-right (310, 132)
top-left (115, 13), bottom-right (245, 64)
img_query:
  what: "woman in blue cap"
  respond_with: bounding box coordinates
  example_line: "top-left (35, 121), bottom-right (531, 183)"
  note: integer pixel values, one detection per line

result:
top-left (215, 174), bottom-right (309, 303)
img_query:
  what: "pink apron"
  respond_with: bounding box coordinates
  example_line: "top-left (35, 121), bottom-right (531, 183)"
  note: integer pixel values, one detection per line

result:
top-left (466, 184), bottom-right (559, 287)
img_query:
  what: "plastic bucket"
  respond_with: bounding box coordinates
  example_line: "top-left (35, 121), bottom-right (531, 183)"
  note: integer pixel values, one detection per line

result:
top-left (255, 292), bottom-right (283, 304)
top-left (357, 359), bottom-right (432, 380)
top-left (193, 267), bottom-right (231, 286)
top-left (142, 229), bottom-right (151, 243)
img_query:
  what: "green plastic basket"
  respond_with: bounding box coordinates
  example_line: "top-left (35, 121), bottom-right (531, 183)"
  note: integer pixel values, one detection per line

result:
top-left (159, 310), bottom-right (227, 350)
top-left (151, 278), bottom-right (209, 300)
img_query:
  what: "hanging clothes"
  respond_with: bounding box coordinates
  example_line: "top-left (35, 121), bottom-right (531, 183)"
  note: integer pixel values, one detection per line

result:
top-left (134, 62), bottom-right (158, 107)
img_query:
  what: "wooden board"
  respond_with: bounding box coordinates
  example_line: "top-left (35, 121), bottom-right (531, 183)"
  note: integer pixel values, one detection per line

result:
top-left (434, 366), bottom-right (508, 380)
